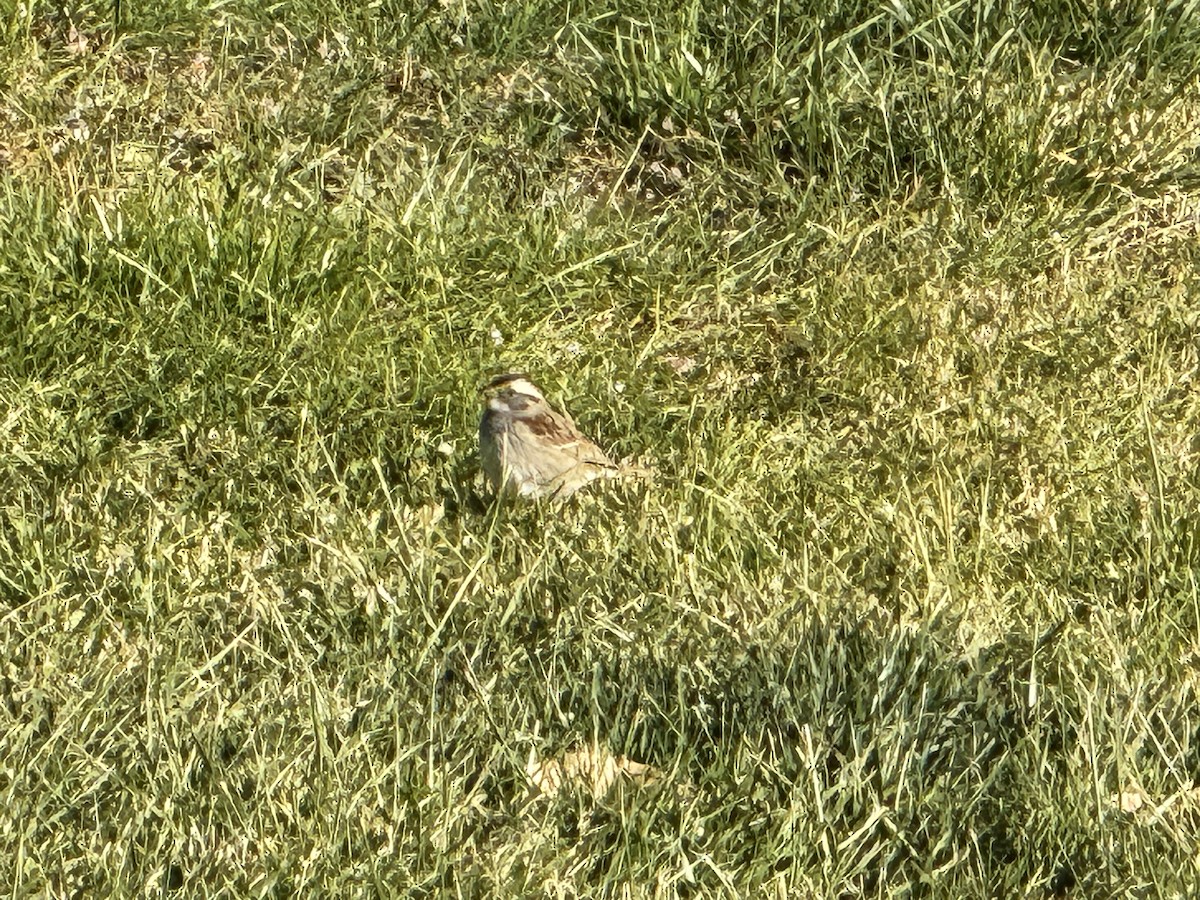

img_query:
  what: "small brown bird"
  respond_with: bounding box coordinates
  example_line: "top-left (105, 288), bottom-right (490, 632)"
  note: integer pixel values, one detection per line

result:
top-left (478, 373), bottom-right (619, 498)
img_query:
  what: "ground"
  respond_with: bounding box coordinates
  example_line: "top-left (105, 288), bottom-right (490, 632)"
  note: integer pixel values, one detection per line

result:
top-left (2, 1), bottom-right (1200, 896)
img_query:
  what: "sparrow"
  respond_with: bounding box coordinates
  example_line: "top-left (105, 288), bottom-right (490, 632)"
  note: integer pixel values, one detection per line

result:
top-left (479, 373), bottom-right (619, 499)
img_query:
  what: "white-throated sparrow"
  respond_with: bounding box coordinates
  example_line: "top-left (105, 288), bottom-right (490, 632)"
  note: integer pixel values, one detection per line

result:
top-left (479, 373), bottom-right (619, 499)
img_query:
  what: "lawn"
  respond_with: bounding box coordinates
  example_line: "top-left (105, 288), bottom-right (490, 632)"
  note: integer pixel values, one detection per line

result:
top-left (2, 0), bottom-right (1200, 896)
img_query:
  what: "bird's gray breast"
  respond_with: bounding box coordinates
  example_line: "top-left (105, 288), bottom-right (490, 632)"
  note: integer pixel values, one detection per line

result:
top-left (480, 408), bottom-right (511, 439)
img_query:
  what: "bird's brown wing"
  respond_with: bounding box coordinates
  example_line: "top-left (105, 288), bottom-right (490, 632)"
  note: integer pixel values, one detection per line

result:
top-left (519, 407), bottom-right (616, 471)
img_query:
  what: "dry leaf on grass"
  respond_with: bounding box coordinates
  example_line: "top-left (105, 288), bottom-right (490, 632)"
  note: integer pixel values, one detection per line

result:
top-left (1109, 785), bottom-right (1200, 822)
top-left (65, 25), bottom-right (91, 57)
top-left (526, 742), bottom-right (660, 800)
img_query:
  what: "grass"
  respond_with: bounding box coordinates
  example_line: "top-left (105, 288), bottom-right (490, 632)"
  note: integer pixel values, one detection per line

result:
top-left (2, 0), bottom-right (1200, 895)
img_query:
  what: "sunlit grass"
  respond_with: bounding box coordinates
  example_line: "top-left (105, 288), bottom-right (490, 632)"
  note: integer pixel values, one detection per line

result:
top-left (2, 0), bottom-right (1200, 896)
